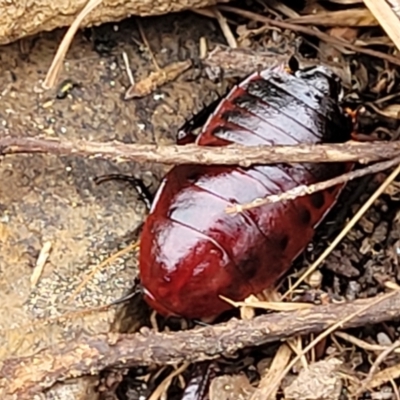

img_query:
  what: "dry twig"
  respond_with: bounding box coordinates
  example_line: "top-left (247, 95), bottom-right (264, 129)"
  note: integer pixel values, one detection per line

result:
top-left (2, 136), bottom-right (400, 165)
top-left (261, 289), bottom-right (399, 398)
top-left (226, 156), bottom-right (400, 213)
top-left (356, 340), bottom-right (400, 395)
top-left (2, 291), bottom-right (400, 398)
top-left (287, 8), bottom-right (377, 27)
top-left (218, 6), bottom-right (400, 67)
top-left (335, 331), bottom-right (400, 354)
top-left (210, 6), bottom-right (237, 48)
top-left (283, 163), bottom-right (400, 299)
top-left (364, 363), bottom-right (400, 391)
top-left (148, 363), bottom-right (190, 400)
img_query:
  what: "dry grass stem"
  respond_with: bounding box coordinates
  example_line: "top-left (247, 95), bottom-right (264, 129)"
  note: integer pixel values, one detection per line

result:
top-left (359, 363), bottom-right (400, 392)
top-left (218, 6), bottom-right (400, 67)
top-left (211, 6), bottom-right (237, 48)
top-left (226, 156), bottom-right (400, 214)
top-left (219, 295), bottom-right (313, 311)
top-left (122, 51), bottom-right (135, 86)
top-left (282, 163), bottom-right (400, 299)
top-left (262, 289), bottom-right (400, 398)
top-left (250, 343), bottom-right (292, 400)
top-left (356, 340), bottom-right (400, 395)
top-left (287, 8), bottom-right (377, 26)
top-left (147, 363), bottom-right (190, 400)
top-left (391, 377), bottom-right (400, 400)
top-left (30, 241), bottom-right (52, 288)
top-left (43, 0), bottom-right (103, 89)
top-left (287, 337), bottom-right (309, 369)
top-left (136, 18), bottom-right (160, 71)
top-left (335, 331), bottom-right (400, 354)
top-left (363, 0), bottom-right (400, 51)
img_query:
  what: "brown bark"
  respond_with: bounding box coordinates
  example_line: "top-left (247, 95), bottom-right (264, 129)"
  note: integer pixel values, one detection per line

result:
top-left (1, 136), bottom-right (400, 165)
top-left (0, 0), bottom-right (230, 46)
top-left (1, 291), bottom-right (400, 399)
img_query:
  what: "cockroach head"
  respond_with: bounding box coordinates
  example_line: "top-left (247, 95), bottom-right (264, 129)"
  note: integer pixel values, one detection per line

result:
top-left (295, 65), bottom-right (344, 102)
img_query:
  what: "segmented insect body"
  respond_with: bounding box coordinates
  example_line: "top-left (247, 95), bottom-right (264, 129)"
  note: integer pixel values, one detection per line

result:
top-left (139, 65), bottom-right (353, 320)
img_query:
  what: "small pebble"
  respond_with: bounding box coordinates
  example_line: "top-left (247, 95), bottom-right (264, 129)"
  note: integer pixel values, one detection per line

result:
top-left (376, 332), bottom-right (392, 346)
top-left (345, 281), bottom-right (361, 301)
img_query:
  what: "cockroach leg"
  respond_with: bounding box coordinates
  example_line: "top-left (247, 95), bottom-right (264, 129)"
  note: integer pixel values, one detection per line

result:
top-left (108, 278), bottom-right (143, 306)
top-left (94, 174), bottom-right (153, 211)
top-left (192, 319), bottom-right (212, 327)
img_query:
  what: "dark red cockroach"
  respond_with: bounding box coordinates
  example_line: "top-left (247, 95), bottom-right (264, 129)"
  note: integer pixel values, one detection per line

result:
top-left (139, 64), bottom-right (354, 321)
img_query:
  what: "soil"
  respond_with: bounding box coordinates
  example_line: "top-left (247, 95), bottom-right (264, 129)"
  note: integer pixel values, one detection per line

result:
top-left (1, 3), bottom-right (400, 400)
top-left (0, 12), bottom-right (227, 400)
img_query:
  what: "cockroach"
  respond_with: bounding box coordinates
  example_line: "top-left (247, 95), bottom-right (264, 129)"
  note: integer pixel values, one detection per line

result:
top-left (139, 63), bottom-right (354, 321)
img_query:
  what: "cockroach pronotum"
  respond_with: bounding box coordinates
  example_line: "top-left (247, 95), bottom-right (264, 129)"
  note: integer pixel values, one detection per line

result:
top-left (139, 63), bottom-right (354, 321)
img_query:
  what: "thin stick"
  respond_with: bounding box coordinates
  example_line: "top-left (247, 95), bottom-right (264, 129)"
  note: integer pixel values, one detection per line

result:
top-left (218, 6), bottom-right (400, 67)
top-left (262, 289), bottom-right (399, 398)
top-left (357, 339), bottom-right (400, 395)
top-left (392, 377), bottom-right (400, 400)
top-left (334, 331), bottom-right (400, 354)
top-left (43, 0), bottom-right (103, 89)
top-left (211, 6), bottom-right (238, 48)
top-left (3, 290), bottom-right (400, 398)
top-left (2, 136), bottom-right (400, 165)
top-left (136, 18), bottom-right (160, 71)
top-left (148, 363), bottom-right (190, 400)
top-left (226, 156), bottom-right (400, 213)
top-left (122, 51), bottom-right (135, 86)
top-left (282, 163), bottom-right (400, 299)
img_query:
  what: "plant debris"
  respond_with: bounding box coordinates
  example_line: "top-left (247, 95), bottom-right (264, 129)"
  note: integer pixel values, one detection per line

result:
top-left (124, 60), bottom-right (192, 99)
top-left (2, 1), bottom-right (400, 399)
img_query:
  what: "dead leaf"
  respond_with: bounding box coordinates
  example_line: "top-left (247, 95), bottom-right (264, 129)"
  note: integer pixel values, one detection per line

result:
top-left (250, 343), bottom-right (292, 400)
top-left (287, 8), bottom-right (377, 26)
top-left (210, 374), bottom-right (255, 400)
top-left (283, 358), bottom-right (343, 400)
top-left (125, 60), bottom-right (192, 99)
top-left (363, 0), bottom-right (400, 51)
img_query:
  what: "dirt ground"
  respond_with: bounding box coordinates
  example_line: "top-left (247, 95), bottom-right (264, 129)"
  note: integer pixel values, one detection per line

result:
top-left (1, 3), bottom-right (400, 400)
top-left (0, 12), bottom-right (227, 400)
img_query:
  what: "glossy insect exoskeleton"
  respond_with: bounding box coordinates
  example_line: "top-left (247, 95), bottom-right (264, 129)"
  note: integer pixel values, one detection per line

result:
top-left (139, 64), bottom-right (353, 321)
